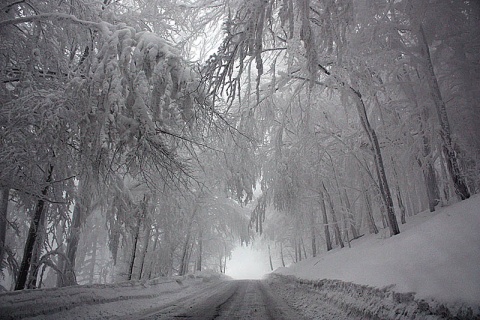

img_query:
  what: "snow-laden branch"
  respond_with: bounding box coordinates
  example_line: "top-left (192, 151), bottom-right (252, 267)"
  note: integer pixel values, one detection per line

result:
top-left (0, 13), bottom-right (113, 34)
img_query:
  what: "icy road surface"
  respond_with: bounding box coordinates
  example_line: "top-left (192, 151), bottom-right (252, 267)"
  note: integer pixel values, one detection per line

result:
top-left (129, 279), bottom-right (308, 319)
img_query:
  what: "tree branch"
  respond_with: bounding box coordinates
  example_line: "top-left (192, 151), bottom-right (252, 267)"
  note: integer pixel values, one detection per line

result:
top-left (0, 13), bottom-right (112, 32)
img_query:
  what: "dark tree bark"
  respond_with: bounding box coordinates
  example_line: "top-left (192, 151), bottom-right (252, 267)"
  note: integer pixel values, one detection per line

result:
top-left (372, 71), bottom-right (408, 226)
top-left (128, 214), bottom-right (142, 281)
top-left (0, 188), bottom-right (10, 272)
top-left (350, 89), bottom-right (400, 236)
top-left (15, 165), bottom-right (53, 291)
top-left (389, 160), bottom-right (407, 224)
top-left (319, 189), bottom-right (332, 251)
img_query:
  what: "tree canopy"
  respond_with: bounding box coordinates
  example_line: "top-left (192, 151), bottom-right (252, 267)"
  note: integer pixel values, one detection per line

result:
top-left (0, 0), bottom-right (478, 289)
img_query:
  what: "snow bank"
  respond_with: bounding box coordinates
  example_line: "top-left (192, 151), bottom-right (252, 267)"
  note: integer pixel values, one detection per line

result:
top-left (0, 276), bottom-right (213, 319)
top-left (275, 195), bottom-right (480, 308)
top-left (267, 274), bottom-right (477, 319)
top-left (188, 269), bottom-right (232, 282)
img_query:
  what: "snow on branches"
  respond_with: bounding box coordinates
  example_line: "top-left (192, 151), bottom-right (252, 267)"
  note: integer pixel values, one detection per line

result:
top-left (87, 26), bottom-right (201, 148)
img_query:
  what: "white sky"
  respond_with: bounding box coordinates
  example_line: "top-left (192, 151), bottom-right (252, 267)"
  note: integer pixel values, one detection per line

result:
top-left (225, 245), bottom-right (271, 279)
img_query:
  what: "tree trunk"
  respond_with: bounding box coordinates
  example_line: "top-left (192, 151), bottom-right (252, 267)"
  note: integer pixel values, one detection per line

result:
top-left (297, 239), bottom-right (302, 261)
top-left (343, 216), bottom-right (351, 248)
top-left (179, 233), bottom-right (191, 276)
top-left (0, 188), bottom-right (10, 273)
top-left (343, 189), bottom-right (359, 239)
top-left (418, 24), bottom-right (470, 200)
top-left (138, 225), bottom-right (151, 280)
top-left (64, 201), bottom-right (81, 285)
top-left (301, 237), bottom-right (307, 260)
top-left (330, 209), bottom-right (343, 249)
top-left (168, 245), bottom-right (175, 276)
top-left (424, 161), bottom-right (439, 212)
top-left (294, 238), bottom-right (298, 263)
top-left (402, 67), bottom-right (440, 212)
top-left (350, 88), bottom-right (400, 236)
top-left (268, 245), bottom-right (273, 271)
top-left (88, 224), bottom-right (99, 284)
top-left (319, 189), bottom-right (332, 251)
top-left (196, 229), bottom-right (203, 272)
top-left (396, 190), bottom-right (406, 224)
top-left (15, 165), bottom-right (53, 290)
top-left (438, 151), bottom-right (454, 203)
top-left (63, 179), bottom-right (91, 286)
top-left (309, 210), bottom-right (316, 257)
top-left (179, 205), bottom-right (199, 276)
top-left (27, 204), bottom-right (48, 289)
top-left (55, 219), bottom-right (66, 287)
top-left (419, 95), bottom-right (440, 212)
top-left (223, 246), bottom-right (227, 273)
top-left (186, 237), bottom-right (196, 274)
top-left (280, 242), bottom-right (286, 267)
top-left (322, 183), bottom-right (344, 248)
top-left (128, 215), bottom-right (142, 281)
top-left (147, 228), bottom-right (159, 280)
top-left (364, 191), bottom-right (379, 234)
top-left (55, 220), bottom-right (65, 287)
top-left (389, 159), bottom-right (407, 224)
top-left (373, 71), bottom-right (409, 226)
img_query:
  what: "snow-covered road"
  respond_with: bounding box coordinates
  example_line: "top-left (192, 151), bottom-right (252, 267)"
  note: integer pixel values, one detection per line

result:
top-left (135, 279), bottom-right (307, 319)
top-left (0, 276), bottom-right (352, 320)
top-left (1, 272), bottom-right (477, 319)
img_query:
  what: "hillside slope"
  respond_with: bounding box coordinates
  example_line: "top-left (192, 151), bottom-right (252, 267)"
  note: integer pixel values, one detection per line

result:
top-left (275, 195), bottom-right (480, 307)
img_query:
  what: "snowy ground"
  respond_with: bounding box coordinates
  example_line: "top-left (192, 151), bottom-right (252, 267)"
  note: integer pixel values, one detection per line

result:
top-left (274, 195), bottom-right (480, 316)
top-left (0, 272), bottom-right (228, 319)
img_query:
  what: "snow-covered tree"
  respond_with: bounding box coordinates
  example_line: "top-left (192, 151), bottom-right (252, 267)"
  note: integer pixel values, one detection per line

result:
top-left (205, 0), bottom-right (479, 250)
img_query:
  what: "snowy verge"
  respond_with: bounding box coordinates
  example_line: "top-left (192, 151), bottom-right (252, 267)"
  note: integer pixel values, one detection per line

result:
top-left (0, 274), bottom-right (224, 320)
top-left (274, 195), bottom-right (480, 309)
top-left (267, 274), bottom-right (479, 320)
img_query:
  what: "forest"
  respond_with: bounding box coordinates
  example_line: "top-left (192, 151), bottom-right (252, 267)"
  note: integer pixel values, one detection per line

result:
top-left (0, 0), bottom-right (479, 291)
